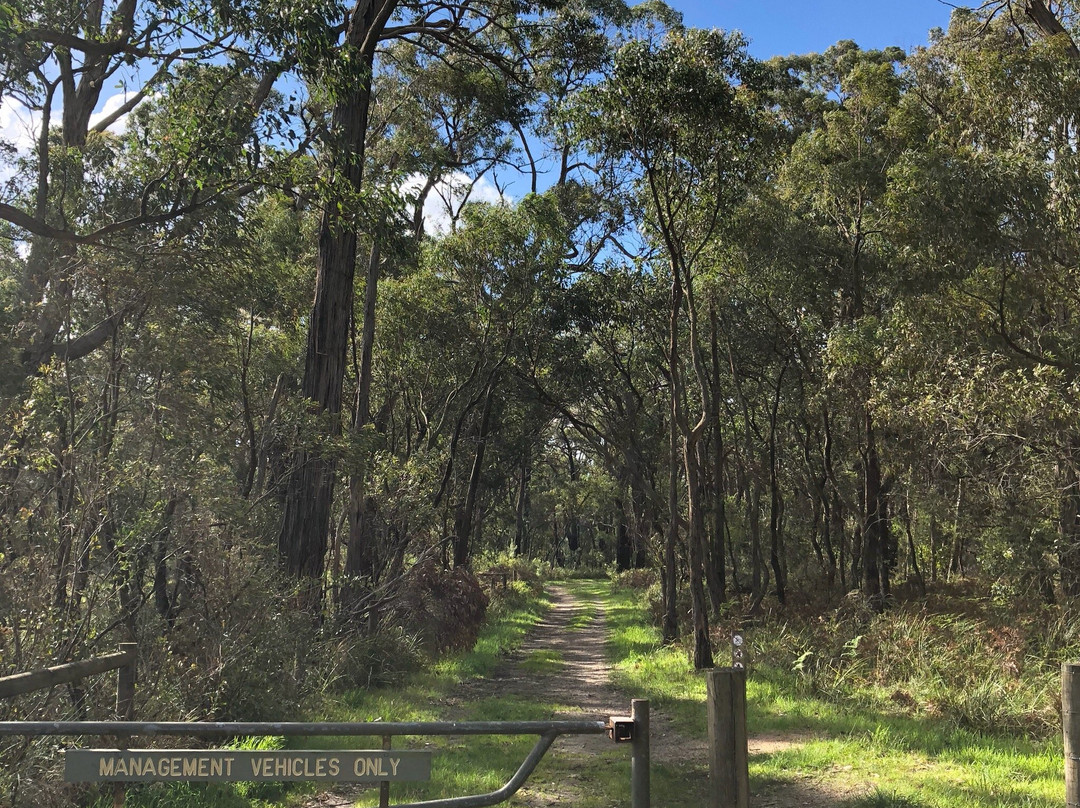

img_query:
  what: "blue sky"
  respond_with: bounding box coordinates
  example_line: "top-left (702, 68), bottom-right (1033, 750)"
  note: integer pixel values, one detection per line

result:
top-left (665, 0), bottom-right (956, 58)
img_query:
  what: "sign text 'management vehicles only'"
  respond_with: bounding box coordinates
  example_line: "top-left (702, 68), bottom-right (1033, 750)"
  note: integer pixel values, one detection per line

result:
top-left (65, 749), bottom-right (432, 783)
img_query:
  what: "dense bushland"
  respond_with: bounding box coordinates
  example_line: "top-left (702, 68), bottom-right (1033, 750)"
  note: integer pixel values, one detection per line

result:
top-left (5, 0), bottom-right (1080, 805)
top-left (615, 570), bottom-right (1078, 742)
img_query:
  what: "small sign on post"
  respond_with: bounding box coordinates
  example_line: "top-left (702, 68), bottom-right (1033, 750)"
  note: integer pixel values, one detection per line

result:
top-left (65, 750), bottom-right (432, 783)
top-left (731, 632), bottom-right (746, 670)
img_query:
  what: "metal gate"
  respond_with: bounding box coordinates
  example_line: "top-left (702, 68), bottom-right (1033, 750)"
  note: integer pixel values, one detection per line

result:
top-left (0, 699), bottom-right (650, 808)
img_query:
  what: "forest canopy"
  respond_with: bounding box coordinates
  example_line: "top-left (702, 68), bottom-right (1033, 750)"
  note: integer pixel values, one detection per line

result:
top-left (3, 0), bottom-right (1080, 780)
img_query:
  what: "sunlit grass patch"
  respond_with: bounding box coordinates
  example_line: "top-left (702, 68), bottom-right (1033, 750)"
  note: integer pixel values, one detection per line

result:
top-left (434, 588), bottom-right (551, 682)
top-left (566, 602), bottom-right (596, 632)
top-left (589, 579), bottom-right (1066, 808)
top-left (521, 649), bottom-right (563, 674)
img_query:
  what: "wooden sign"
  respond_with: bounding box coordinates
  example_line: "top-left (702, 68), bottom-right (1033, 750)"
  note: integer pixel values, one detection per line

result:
top-left (65, 749), bottom-right (432, 783)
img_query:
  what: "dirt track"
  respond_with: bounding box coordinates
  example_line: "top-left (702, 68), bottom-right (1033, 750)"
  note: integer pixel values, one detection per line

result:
top-left (309, 584), bottom-right (856, 807)
top-left (457, 585), bottom-right (854, 807)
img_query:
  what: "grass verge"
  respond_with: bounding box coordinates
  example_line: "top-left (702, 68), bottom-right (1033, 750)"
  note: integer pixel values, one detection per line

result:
top-left (590, 578), bottom-right (1065, 808)
top-left (82, 577), bottom-right (1067, 808)
top-left (88, 586), bottom-right (551, 808)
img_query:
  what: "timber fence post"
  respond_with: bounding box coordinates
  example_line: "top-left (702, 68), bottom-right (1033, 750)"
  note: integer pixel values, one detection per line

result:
top-left (113, 643), bottom-right (137, 808)
top-left (1067, 663), bottom-right (1080, 808)
top-left (631, 698), bottom-right (650, 808)
top-left (115, 644), bottom-right (137, 721)
top-left (708, 668), bottom-right (749, 808)
top-left (380, 734), bottom-right (391, 808)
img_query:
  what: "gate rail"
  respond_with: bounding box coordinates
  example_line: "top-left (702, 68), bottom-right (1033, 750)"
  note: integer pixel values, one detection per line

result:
top-left (0, 699), bottom-right (651, 808)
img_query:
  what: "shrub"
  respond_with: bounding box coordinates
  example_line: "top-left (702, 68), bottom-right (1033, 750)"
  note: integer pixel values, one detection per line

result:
top-left (478, 553), bottom-right (545, 597)
top-left (394, 562), bottom-right (489, 654)
top-left (747, 589), bottom-right (1069, 739)
top-left (611, 568), bottom-right (657, 591)
top-left (320, 625), bottom-right (425, 692)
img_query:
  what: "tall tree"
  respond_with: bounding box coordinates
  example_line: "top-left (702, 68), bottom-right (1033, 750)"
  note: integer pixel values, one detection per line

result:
top-left (573, 27), bottom-right (770, 666)
top-left (775, 42), bottom-right (909, 610)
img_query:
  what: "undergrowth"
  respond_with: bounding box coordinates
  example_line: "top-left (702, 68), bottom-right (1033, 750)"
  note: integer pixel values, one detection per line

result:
top-left (85, 580), bottom-right (549, 808)
top-left (745, 590), bottom-right (1080, 739)
top-left (597, 574), bottom-right (1069, 808)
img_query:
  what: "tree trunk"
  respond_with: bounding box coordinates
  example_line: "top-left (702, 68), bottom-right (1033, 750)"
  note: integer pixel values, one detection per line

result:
top-left (903, 492), bottom-right (926, 596)
top-left (454, 384), bottom-right (494, 568)
top-left (706, 306), bottom-right (727, 612)
top-left (563, 429), bottom-right (581, 557)
top-left (662, 272), bottom-right (683, 643)
top-left (663, 404), bottom-right (680, 642)
top-left (705, 430), bottom-right (727, 615)
top-left (513, 454), bottom-right (531, 557)
top-left (1023, 0), bottom-right (1080, 61)
top-left (684, 435), bottom-right (714, 669)
top-left (615, 499), bottom-right (633, 571)
top-left (344, 241), bottom-right (383, 587)
top-left (277, 0), bottom-right (395, 585)
top-left (862, 410), bottom-right (889, 611)
top-left (949, 476), bottom-right (964, 580)
top-left (768, 364), bottom-right (788, 606)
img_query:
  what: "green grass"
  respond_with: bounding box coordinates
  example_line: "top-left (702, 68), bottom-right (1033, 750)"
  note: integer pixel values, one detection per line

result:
top-left (85, 578), bottom-right (1067, 808)
top-left (93, 588), bottom-right (551, 808)
top-left (565, 598), bottom-right (596, 632)
top-left (520, 649), bottom-right (563, 674)
top-left (590, 579), bottom-right (1066, 808)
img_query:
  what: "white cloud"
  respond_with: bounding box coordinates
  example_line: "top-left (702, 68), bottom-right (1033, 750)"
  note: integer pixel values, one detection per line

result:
top-left (0, 96), bottom-right (42, 153)
top-left (88, 91), bottom-right (137, 134)
top-left (0, 90), bottom-right (134, 156)
top-left (0, 98), bottom-right (40, 193)
top-left (403, 171), bottom-right (511, 236)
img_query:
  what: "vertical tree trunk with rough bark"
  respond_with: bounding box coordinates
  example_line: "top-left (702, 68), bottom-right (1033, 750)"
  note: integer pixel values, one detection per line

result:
top-left (454, 384), bottom-right (494, 568)
top-left (862, 410), bottom-right (890, 611)
top-left (705, 307), bottom-right (727, 613)
top-left (513, 454), bottom-right (531, 557)
top-left (344, 242), bottom-right (383, 589)
top-left (684, 435), bottom-right (714, 669)
top-left (663, 275), bottom-right (682, 643)
top-left (278, 0), bottom-right (396, 584)
top-left (768, 364), bottom-right (788, 606)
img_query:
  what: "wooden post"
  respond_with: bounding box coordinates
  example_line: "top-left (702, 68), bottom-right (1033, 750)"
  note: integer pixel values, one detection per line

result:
top-left (1066, 663), bottom-right (1080, 808)
top-left (631, 699), bottom-right (650, 808)
top-left (115, 644), bottom-right (137, 721)
top-left (0, 650), bottom-right (136, 698)
top-left (380, 734), bottom-right (391, 808)
top-left (708, 668), bottom-right (749, 808)
top-left (113, 643), bottom-right (137, 808)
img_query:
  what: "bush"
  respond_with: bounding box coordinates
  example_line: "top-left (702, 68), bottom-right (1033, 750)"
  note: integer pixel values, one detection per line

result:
top-left (611, 568), bottom-right (657, 590)
top-left (747, 588), bottom-right (1073, 739)
top-left (478, 553), bottom-right (545, 595)
top-left (320, 625), bottom-right (425, 692)
top-left (394, 562), bottom-right (489, 654)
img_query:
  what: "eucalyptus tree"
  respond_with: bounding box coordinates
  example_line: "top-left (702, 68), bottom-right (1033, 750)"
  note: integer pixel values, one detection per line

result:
top-left (424, 194), bottom-right (578, 567)
top-left (771, 42), bottom-right (913, 610)
top-left (891, 5), bottom-right (1080, 597)
top-left (275, 0), bottom-right (657, 591)
top-left (0, 0), bottom-right (314, 702)
top-left (0, 0), bottom-right (298, 385)
top-left (571, 28), bottom-right (771, 665)
top-left (524, 258), bottom-right (669, 570)
top-left (339, 33), bottom-right (527, 600)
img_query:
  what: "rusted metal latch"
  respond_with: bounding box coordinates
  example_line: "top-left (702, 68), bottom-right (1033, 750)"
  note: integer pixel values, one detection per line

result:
top-left (606, 715), bottom-right (634, 743)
